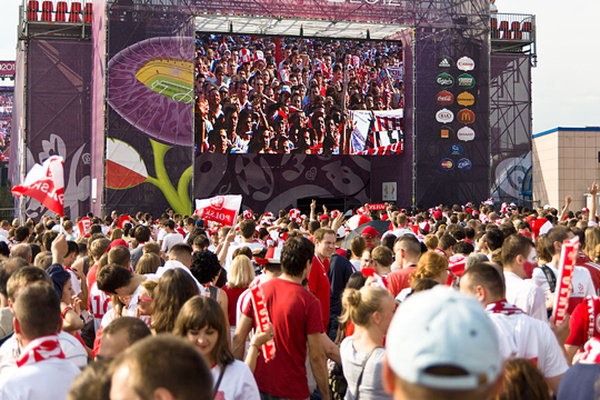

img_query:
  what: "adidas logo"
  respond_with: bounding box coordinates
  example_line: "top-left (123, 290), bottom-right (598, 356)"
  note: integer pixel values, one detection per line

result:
top-left (438, 58), bottom-right (451, 67)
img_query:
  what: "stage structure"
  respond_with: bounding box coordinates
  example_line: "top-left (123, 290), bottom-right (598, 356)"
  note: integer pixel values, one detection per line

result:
top-left (12, 0), bottom-right (92, 220)
top-left (490, 13), bottom-right (536, 206)
top-left (11, 0), bottom-right (535, 218)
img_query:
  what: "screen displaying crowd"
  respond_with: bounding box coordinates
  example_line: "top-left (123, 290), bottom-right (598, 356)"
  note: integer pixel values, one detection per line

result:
top-left (0, 91), bottom-right (11, 162)
top-left (194, 34), bottom-right (404, 155)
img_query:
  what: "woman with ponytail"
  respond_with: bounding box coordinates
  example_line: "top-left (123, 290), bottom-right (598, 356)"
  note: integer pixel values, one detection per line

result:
top-left (339, 286), bottom-right (395, 400)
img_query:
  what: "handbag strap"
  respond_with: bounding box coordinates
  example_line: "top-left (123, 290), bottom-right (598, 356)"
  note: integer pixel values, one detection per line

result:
top-left (213, 364), bottom-right (227, 397)
top-left (354, 346), bottom-right (382, 400)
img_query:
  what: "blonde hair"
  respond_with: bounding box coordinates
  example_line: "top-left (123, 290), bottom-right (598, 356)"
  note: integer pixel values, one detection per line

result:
top-left (410, 251), bottom-right (448, 284)
top-left (424, 234), bottom-right (438, 251)
top-left (135, 253), bottom-right (162, 275)
top-left (227, 255), bottom-right (254, 289)
top-left (339, 286), bottom-right (392, 327)
top-left (586, 226), bottom-right (600, 261)
top-left (110, 228), bottom-right (123, 241)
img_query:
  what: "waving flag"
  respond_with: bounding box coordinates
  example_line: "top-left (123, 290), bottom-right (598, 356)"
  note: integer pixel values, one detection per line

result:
top-left (12, 156), bottom-right (65, 216)
top-left (195, 195), bottom-right (242, 226)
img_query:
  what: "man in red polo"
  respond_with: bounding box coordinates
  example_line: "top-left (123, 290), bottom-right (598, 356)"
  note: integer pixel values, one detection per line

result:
top-left (310, 228), bottom-right (335, 331)
top-left (387, 235), bottom-right (422, 298)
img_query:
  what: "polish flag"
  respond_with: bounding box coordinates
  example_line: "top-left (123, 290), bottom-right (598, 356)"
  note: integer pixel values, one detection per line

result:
top-left (77, 217), bottom-right (92, 238)
top-left (195, 195), bottom-right (242, 226)
top-left (12, 156), bottom-right (65, 216)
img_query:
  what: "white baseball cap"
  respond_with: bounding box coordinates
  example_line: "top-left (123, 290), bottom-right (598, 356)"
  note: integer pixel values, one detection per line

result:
top-left (386, 286), bottom-right (502, 390)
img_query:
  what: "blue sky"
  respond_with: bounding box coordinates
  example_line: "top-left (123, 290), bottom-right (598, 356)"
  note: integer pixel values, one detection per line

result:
top-left (0, 0), bottom-right (598, 134)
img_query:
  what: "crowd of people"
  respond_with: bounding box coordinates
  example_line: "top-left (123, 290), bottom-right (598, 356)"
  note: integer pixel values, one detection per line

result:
top-left (3, 185), bottom-right (600, 399)
top-left (194, 34), bottom-right (404, 155)
top-left (0, 92), bottom-right (12, 162)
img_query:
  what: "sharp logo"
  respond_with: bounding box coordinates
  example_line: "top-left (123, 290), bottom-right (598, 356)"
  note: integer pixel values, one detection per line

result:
top-left (457, 109), bottom-right (476, 124)
top-left (437, 56), bottom-right (454, 69)
top-left (436, 90), bottom-right (455, 106)
top-left (436, 108), bottom-right (454, 123)
top-left (457, 126), bottom-right (475, 141)
top-left (457, 56), bottom-right (475, 71)
top-left (435, 72), bottom-right (454, 88)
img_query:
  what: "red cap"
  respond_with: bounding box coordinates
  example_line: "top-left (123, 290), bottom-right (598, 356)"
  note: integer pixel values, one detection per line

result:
top-left (319, 214), bottom-right (330, 221)
top-left (433, 210), bottom-right (443, 220)
top-left (361, 226), bottom-right (379, 238)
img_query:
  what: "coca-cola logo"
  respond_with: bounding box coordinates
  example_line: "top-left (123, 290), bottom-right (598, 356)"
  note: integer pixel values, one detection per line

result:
top-left (436, 109), bottom-right (454, 123)
top-left (457, 56), bottom-right (475, 71)
top-left (457, 91), bottom-right (475, 107)
top-left (457, 126), bottom-right (475, 141)
top-left (436, 72), bottom-right (454, 88)
top-left (210, 196), bottom-right (225, 209)
top-left (457, 109), bottom-right (476, 124)
top-left (436, 90), bottom-right (454, 106)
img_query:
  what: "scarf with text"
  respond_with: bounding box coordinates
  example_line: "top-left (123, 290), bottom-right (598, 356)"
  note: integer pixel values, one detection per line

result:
top-left (16, 335), bottom-right (65, 368)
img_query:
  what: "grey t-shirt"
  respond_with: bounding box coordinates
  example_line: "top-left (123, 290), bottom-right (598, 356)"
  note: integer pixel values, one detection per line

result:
top-left (340, 336), bottom-right (392, 400)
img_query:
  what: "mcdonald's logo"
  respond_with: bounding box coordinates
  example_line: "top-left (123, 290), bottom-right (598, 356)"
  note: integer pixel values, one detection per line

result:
top-left (457, 109), bottom-right (475, 124)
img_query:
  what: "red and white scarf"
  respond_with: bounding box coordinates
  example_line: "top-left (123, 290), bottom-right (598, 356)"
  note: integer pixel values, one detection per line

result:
top-left (16, 335), bottom-right (65, 368)
top-left (485, 300), bottom-right (524, 315)
top-left (587, 296), bottom-right (596, 343)
top-left (574, 337), bottom-right (600, 364)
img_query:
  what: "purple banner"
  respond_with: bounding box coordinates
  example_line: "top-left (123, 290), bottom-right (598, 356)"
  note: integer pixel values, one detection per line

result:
top-left (24, 39), bottom-right (91, 220)
top-left (194, 153), bottom-right (371, 213)
top-left (104, 6), bottom-right (194, 217)
top-left (0, 62), bottom-right (15, 77)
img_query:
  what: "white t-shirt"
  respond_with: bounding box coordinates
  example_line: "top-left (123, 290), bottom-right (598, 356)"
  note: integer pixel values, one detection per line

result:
top-left (0, 357), bottom-right (80, 400)
top-left (67, 268), bottom-right (82, 297)
top-left (487, 310), bottom-right (568, 379)
top-left (225, 242), bottom-right (265, 271)
top-left (161, 232), bottom-right (184, 253)
top-left (0, 331), bottom-right (87, 375)
top-left (153, 260), bottom-right (207, 296)
top-left (89, 282), bottom-right (112, 332)
top-left (503, 271), bottom-right (548, 322)
top-left (212, 360), bottom-right (260, 400)
top-left (532, 263), bottom-right (595, 304)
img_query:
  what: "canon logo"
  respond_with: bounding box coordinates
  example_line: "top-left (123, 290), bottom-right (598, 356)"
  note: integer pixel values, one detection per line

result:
top-left (457, 56), bottom-right (475, 71)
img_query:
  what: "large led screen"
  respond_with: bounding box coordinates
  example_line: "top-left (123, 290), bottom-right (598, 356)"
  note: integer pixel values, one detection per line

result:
top-left (194, 34), bottom-right (404, 155)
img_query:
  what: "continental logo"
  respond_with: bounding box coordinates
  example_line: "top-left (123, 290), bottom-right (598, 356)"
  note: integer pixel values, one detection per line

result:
top-left (457, 73), bottom-right (475, 89)
top-left (436, 90), bottom-right (454, 106)
top-left (457, 92), bottom-right (475, 107)
top-left (436, 72), bottom-right (454, 88)
top-left (457, 109), bottom-right (476, 124)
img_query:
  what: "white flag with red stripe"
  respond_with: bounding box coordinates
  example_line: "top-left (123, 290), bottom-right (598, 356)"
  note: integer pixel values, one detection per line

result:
top-left (12, 156), bottom-right (65, 216)
top-left (195, 195), bottom-right (242, 226)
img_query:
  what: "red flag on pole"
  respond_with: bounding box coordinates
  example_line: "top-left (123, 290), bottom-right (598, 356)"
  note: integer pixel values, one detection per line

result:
top-left (12, 156), bottom-right (65, 217)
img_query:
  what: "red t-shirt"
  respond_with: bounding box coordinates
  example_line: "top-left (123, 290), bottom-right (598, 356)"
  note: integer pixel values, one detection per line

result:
top-left (243, 278), bottom-right (323, 399)
top-left (566, 296), bottom-right (600, 348)
top-left (223, 285), bottom-right (247, 326)
top-left (309, 255), bottom-right (331, 330)
top-left (577, 253), bottom-right (600, 295)
top-left (386, 266), bottom-right (416, 298)
top-left (447, 254), bottom-right (466, 286)
top-left (87, 262), bottom-right (99, 289)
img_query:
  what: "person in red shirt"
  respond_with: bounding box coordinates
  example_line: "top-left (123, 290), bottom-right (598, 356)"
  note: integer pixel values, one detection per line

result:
top-left (233, 236), bottom-right (330, 400)
top-left (386, 235), bottom-right (422, 298)
top-left (361, 226), bottom-right (379, 248)
top-left (310, 228), bottom-right (335, 331)
top-left (566, 295), bottom-right (600, 361)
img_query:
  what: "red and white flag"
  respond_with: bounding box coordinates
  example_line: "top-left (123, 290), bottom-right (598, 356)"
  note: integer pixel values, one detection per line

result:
top-left (250, 284), bottom-right (275, 362)
top-left (12, 156), bottom-right (65, 216)
top-left (77, 217), bottom-right (92, 238)
top-left (194, 195), bottom-right (242, 226)
top-left (552, 236), bottom-right (579, 327)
